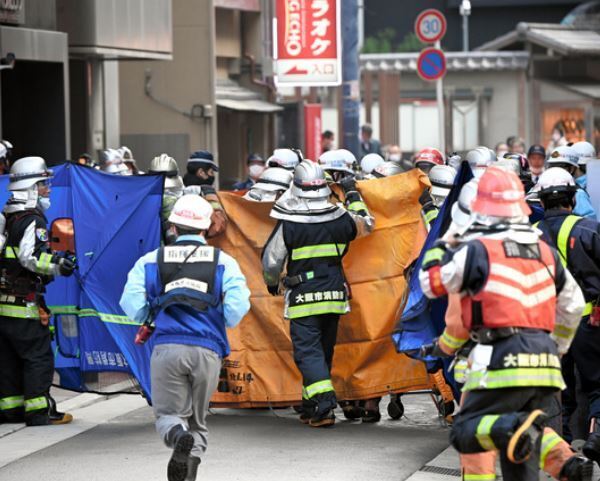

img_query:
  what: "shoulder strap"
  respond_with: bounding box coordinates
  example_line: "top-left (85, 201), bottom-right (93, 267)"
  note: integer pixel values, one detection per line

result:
top-left (557, 215), bottom-right (581, 267)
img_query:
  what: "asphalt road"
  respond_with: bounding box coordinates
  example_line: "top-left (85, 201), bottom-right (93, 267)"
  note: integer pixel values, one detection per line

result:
top-left (0, 395), bottom-right (449, 481)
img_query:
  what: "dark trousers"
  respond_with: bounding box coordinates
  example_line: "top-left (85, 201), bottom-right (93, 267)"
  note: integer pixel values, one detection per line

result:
top-left (451, 387), bottom-right (558, 481)
top-left (0, 316), bottom-right (53, 424)
top-left (562, 320), bottom-right (600, 438)
top-left (290, 314), bottom-right (339, 414)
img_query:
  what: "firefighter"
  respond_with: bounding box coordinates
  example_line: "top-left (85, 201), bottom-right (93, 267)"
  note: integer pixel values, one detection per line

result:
top-left (262, 160), bottom-right (373, 427)
top-left (547, 146), bottom-right (595, 218)
top-left (267, 148), bottom-right (302, 171)
top-left (419, 164), bottom-right (457, 232)
top-left (149, 154), bottom-right (227, 243)
top-left (419, 166), bottom-right (585, 480)
top-left (243, 167), bottom-right (292, 203)
top-left (414, 147), bottom-right (445, 174)
top-left (534, 167), bottom-right (600, 466)
top-left (433, 175), bottom-right (593, 481)
top-left (466, 147), bottom-right (496, 179)
top-left (0, 157), bottom-right (76, 426)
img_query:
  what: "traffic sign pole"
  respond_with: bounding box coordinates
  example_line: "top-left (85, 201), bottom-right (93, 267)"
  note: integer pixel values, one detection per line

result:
top-left (435, 40), bottom-right (445, 155)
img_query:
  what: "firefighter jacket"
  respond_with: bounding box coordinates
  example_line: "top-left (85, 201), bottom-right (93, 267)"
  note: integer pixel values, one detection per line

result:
top-left (536, 209), bottom-right (600, 311)
top-left (262, 194), bottom-right (373, 320)
top-left (420, 227), bottom-right (585, 392)
top-left (0, 208), bottom-right (62, 319)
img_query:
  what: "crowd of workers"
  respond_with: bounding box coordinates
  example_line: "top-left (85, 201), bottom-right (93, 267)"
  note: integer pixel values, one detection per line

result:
top-left (0, 130), bottom-right (598, 481)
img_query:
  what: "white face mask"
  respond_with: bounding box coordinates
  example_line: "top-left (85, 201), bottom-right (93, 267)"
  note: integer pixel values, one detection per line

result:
top-left (388, 154), bottom-right (401, 162)
top-left (249, 164), bottom-right (265, 179)
top-left (38, 196), bottom-right (51, 211)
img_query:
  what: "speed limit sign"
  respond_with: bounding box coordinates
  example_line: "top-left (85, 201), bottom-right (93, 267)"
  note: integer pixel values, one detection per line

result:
top-left (415, 9), bottom-right (447, 44)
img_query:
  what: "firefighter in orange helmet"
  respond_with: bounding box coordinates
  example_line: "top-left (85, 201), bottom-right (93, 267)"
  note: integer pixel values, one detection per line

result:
top-left (420, 167), bottom-right (587, 480)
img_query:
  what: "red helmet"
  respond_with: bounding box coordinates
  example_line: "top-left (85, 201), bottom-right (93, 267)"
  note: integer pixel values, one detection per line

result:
top-left (414, 148), bottom-right (445, 169)
top-left (471, 166), bottom-right (531, 218)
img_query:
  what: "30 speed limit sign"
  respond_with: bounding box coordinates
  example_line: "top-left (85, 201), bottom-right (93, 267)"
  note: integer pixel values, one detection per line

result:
top-left (415, 9), bottom-right (447, 44)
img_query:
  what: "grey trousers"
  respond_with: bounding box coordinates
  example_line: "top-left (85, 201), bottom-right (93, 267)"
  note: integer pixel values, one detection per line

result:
top-left (151, 343), bottom-right (221, 458)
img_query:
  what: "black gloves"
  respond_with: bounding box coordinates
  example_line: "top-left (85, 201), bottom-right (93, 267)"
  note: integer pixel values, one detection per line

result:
top-left (56, 255), bottom-right (76, 277)
top-left (339, 176), bottom-right (357, 194)
top-left (419, 189), bottom-right (434, 209)
top-left (267, 284), bottom-right (280, 296)
top-left (419, 339), bottom-right (447, 358)
top-left (201, 185), bottom-right (217, 197)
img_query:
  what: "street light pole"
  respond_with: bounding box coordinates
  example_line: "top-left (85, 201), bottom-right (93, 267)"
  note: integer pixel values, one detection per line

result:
top-left (460, 0), bottom-right (471, 52)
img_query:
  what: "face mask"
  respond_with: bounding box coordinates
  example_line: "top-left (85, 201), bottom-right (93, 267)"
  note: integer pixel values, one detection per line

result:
top-left (249, 164), bottom-right (265, 178)
top-left (198, 175), bottom-right (215, 186)
top-left (38, 196), bottom-right (51, 211)
top-left (552, 132), bottom-right (561, 142)
top-left (388, 154), bottom-right (401, 162)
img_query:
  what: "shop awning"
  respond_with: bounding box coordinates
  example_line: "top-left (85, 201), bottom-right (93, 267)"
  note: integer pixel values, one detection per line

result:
top-left (560, 83), bottom-right (600, 100)
top-left (216, 98), bottom-right (283, 113)
top-left (216, 79), bottom-right (282, 113)
top-left (478, 23), bottom-right (600, 56)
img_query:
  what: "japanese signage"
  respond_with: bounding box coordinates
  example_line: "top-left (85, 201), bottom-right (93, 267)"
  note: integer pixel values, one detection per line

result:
top-left (0, 0), bottom-right (24, 25)
top-left (274, 0), bottom-right (341, 86)
top-left (304, 104), bottom-right (322, 161)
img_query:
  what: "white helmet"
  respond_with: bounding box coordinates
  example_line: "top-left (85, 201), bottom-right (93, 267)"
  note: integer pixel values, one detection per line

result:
top-left (168, 194), bottom-right (214, 231)
top-left (103, 162), bottom-right (129, 175)
top-left (450, 179), bottom-right (479, 229)
top-left (253, 167), bottom-right (293, 193)
top-left (371, 161), bottom-right (404, 178)
top-left (0, 140), bottom-right (12, 161)
top-left (121, 146), bottom-right (136, 165)
top-left (8, 157), bottom-right (53, 191)
top-left (534, 167), bottom-right (577, 196)
top-left (429, 165), bottom-right (457, 207)
top-left (360, 153), bottom-right (385, 175)
top-left (495, 157), bottom-right (521, 176)
top-left (149, 154), bottom-right (184, 190)
top-left (291, 160), bottom-right (331, 199)
top-left (268, 149), bottom-right (301, 171)
top-left (571, 141), bottom-right (597, 168)
top-left (318, 149), bottom-right (355, 174)
top-left (466, 147), bottom-right (495, 178)
top-left (547, 145), bottom-right (579, 169)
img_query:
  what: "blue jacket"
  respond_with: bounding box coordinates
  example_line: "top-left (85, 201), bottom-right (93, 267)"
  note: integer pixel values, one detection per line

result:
top-left (120, 234), bottom-right (251, 357)
top-left (574, 185), bottom-right (596, 219)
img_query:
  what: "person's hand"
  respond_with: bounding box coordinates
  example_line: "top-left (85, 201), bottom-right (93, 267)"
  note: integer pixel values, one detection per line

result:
top-left (419, 189), bottom-right (434, 208)
top-left (589, 306), bottom-right (600, 327)
top-left (56, 256), bottom-right (76, 277)
top-left (267, 284), bottom-right (280, 296)
top-left (339, 176), bottom-right (357, 194)
top-left (201, 185), bottom-right (217, 197)
top-left (419, 339), bottom-right (447, 358)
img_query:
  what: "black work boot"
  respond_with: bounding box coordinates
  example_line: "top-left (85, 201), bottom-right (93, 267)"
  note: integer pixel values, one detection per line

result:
top-left (506, 409), bottom-right (548, 464)
top-left (309, 408), bottom-right (335, 428)
top-left (339, 401), bottom-right (362, 421)
top-left (48, 396), bottom-right (73, 425)
top-left (559, 455), bottom-right (594, 481)
top-left (166, 425), bottom-right (195, 481)
top-left (582, 418), bottom-right (600, 466)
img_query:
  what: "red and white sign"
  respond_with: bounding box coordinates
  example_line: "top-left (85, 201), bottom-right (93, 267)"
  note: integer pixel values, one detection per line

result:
top-left (415, 9), bottom-right (447, 44)
top-left (274, 0), bottom-right (341, 86)
top-left (304, 104), bottom-right (322, 161)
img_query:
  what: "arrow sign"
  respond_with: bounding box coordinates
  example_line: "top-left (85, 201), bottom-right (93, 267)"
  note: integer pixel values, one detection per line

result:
top-left (417, 47), bottom-right (446, 82)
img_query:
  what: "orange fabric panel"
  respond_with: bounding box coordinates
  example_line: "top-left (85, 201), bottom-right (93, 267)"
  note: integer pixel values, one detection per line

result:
top-left (210, 169), bottom-right (432, 407)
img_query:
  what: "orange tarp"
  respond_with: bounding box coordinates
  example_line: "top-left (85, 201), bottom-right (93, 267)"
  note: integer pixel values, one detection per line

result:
top-left (210, 169), bottom-right (431, 407)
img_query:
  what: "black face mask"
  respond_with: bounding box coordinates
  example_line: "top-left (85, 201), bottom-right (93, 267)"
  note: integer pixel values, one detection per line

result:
top-left (198, 175), bottom-right (215, 186)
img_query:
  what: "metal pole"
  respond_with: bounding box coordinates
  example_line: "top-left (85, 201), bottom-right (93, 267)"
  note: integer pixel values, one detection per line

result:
top-left (435, 40), bottom-right (445, 154)
top-left (341, 0), bottom-right (360, 157)
top-left (462, 14), bottom-right (469, 52)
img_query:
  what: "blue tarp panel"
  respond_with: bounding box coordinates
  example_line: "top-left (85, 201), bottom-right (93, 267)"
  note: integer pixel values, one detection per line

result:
top-left (1, 164), bottom-right (163, 398)
top-left (392, 162), bottom-right (473, 358)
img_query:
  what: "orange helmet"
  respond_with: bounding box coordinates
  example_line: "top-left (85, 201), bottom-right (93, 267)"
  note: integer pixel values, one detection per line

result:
top-left (414, 148), bottom-right (445, 172)
top-left (471, 166), bottom-right (531, 218)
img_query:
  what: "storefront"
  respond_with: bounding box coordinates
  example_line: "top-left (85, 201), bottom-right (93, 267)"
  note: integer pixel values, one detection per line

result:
top-left (479, 22), bottom-right (600, 151)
